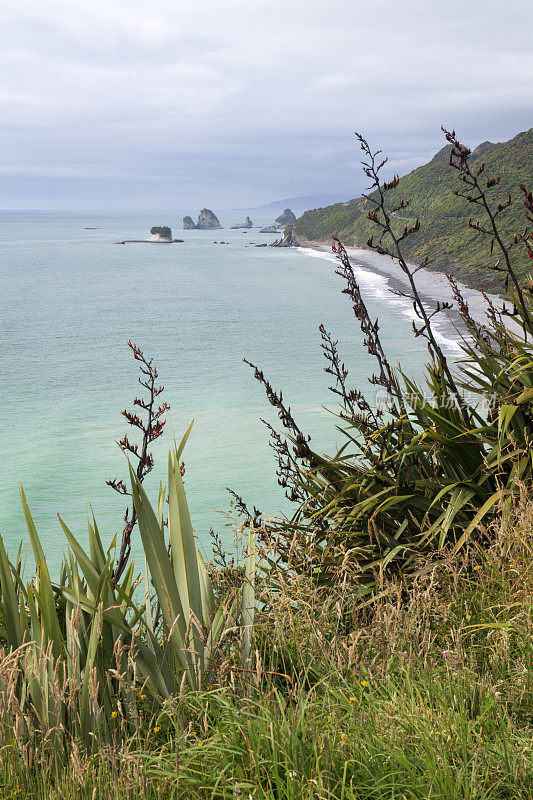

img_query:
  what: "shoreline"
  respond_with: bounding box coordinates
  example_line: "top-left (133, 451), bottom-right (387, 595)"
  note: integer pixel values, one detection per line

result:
top-left (300, 242), bottom-right (506, 330)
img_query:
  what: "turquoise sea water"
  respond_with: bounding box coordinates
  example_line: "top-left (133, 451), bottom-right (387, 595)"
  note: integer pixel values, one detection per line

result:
top-left (0, 211), bottom-right (461, 572)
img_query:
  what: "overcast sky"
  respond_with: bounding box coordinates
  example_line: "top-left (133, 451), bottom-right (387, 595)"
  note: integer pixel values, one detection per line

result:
top-left (1, 0), bottom-right (531, 209)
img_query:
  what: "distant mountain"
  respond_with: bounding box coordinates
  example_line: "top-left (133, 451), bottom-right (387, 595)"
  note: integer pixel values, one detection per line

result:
top-left (294, 130), bottom-right (533, 292)
top-left (252, 194), bottom-right (354, 213)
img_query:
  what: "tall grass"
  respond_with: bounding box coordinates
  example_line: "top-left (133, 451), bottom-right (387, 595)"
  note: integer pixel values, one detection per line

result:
top-left (0, 129), bottom-right (531, 798)
top-left (0, 494), bottom-right (530, 799)
top-left (0, 434), bottom-right (256, 760)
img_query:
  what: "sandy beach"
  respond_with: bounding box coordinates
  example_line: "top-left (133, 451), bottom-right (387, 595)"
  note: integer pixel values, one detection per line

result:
top-left (300, 243), bottom-right (507, 337)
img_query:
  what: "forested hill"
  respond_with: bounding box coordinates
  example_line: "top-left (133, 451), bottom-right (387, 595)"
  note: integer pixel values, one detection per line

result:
top-left (294, 129), bottom-right (533, 292)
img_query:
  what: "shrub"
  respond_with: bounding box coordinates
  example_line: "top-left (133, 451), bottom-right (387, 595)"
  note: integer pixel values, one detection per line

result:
top-left (0, 432), bottom-right (256, 754)
top-left (247, 130), bottom-right (533, 594)
top-left (150, 226), bottom-right (172, 239)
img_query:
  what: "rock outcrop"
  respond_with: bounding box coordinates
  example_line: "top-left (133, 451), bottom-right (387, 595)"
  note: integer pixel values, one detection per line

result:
top-left (183, 209), bottom-right (222, 229)
top-left (270, 225), bottom-right (299, 248)
top-left (258, 209), bottom-right (297, 234)
top-left (275, 208), bottom-right (297, 227)
top-left (150, 225), bottom-right (173, 242)
top-left (196, 209), bottom-right (222, 229)
top-left (231, 216), bottom-right (253, 229)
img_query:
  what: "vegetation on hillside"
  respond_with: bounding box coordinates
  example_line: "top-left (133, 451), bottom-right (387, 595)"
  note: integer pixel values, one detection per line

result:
top-left (0, 497), bottom-right (531, 798)
top-left (294, 128), bottom-right (533, 291)
top-left (248, 129), bottom-right (533, 595)
top-left (0, 128), bottom-right (531, 799)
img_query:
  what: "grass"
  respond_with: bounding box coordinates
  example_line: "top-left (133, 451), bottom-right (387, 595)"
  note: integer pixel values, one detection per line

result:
top-left (1, 494), bottom-right (531, 799)
top-left (1, 145), bottom-right (531, 796)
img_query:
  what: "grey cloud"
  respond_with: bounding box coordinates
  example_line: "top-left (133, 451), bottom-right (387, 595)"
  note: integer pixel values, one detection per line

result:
top-left (0, 0), bottom-right (531, 208)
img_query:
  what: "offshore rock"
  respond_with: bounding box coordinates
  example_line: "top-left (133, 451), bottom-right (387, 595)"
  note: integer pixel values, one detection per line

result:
top-left (270, 225), bottom-right (299, 247)
top-left (196, 208), bottom-right (222, 229)
top-left (259, 225), bottom-right (278, 233)
top-left (150, 225), bottom-right (173, 241)
top-left (231, 216), bottom-right (253, 229)
top-left (275, 208), bottom-right (297, 227)
top-left (183, 210), bottom-right (221, 230)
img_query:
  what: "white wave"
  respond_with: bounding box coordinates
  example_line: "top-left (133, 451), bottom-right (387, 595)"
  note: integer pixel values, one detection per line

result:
top-left (298, 246), bottom-right (462, 354)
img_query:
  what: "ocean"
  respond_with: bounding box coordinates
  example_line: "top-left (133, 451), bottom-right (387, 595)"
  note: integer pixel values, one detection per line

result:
top-left (0, 210), bottom-right (463, 572)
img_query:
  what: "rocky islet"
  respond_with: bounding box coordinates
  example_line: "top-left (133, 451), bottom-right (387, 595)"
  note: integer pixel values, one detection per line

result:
top-left (183, 209), bottom-right (222, 229)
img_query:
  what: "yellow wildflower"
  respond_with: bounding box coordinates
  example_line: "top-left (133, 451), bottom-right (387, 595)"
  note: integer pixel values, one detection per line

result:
top-left (473, 565), bottom-right (481, 571)
top-left (197, 742), bottom-right (203, 748)
top-left (465, 615), bottom-right (471, 620)
top-left (349, 696), bottom-right (357, 704)
top-left (111, 711), bottom-right (118, 719)
top-left (339, 732), bottom-right (346, 740)
top-left (154, 726), bottom-right (160, 733)
top-left (140, 694), bottom-right (146, 700)
top-left (360, 680), bottom-right (369, 687)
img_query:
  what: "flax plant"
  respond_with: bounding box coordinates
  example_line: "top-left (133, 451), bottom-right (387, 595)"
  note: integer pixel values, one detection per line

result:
top-left (248, 130), bottom-right (533, 594)
top-left (0, 429), bottom-right (256, 754)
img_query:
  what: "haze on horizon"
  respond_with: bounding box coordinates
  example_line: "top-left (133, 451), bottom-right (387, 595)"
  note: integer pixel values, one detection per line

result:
top-left (1, 0), bottom-right (531, 210)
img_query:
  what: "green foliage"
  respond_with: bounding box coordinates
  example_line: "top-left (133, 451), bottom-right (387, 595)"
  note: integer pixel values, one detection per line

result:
top-left (0, 500), bottom-right (531, 798)
top-left (294, 128), bottom-right (533, 291)
top-left (280, 301), bottom-right (533, 591)
top-left (150, 225), bottom-right (172, 239)
top-left (259, 132), bottom-right (533, 595)
top-left (0, 127), bottom-right (531, 800)
top-left (0, 432), bottom-right (256, 752)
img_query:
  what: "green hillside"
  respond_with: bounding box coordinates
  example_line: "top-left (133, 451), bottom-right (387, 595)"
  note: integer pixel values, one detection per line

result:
top-left (294, 129), bottom-right (533, 292)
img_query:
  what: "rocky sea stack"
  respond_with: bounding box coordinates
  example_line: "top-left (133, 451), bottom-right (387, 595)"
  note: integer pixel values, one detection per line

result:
top-left (231, 216), bottom-right (253, 229)
top-left (275, 208), bottom-right (297, 227)
top-left (197, 209), bottom-right (222, 229)
top-left (183, 209), bottom-right (222, 230)
top-left (259, 208), bottom-right (297, 234)
top-left (270, 224), bottom-right (299, 247)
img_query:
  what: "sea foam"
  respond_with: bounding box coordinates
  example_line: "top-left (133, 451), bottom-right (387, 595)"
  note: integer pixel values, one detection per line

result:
top-left (298, 246), bottom-right (462, 354)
